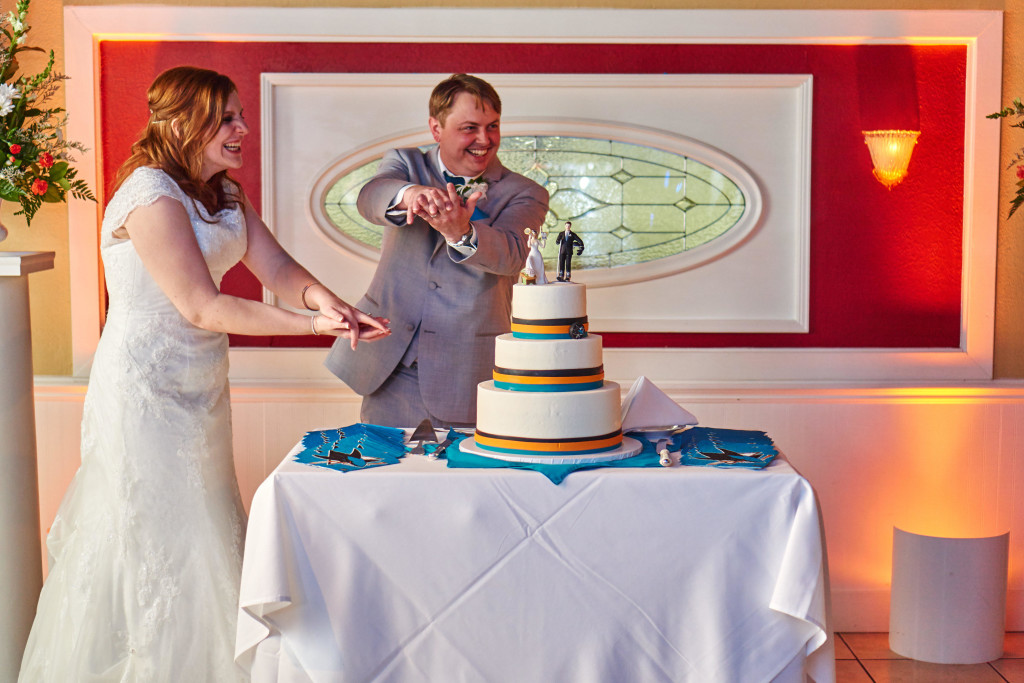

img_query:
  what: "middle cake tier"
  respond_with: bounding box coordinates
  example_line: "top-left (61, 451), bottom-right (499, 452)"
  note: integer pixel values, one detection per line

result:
top-left (492, 333), bottom-right (604, 392)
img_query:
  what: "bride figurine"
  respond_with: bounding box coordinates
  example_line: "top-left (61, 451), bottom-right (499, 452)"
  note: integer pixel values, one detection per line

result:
top-left (522, 227), bottom-right (548, 285)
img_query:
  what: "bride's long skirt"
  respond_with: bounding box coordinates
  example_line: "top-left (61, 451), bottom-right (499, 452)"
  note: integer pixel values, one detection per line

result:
top-left (18, 305), bottom-right (247, 682)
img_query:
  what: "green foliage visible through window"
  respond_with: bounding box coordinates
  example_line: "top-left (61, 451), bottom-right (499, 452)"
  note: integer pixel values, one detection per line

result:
top-left (323, 136), bottom-right (748, 271)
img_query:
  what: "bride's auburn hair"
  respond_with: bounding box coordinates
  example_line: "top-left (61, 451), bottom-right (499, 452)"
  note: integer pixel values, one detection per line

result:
top-left (114, 66), bottom-right (243, 218)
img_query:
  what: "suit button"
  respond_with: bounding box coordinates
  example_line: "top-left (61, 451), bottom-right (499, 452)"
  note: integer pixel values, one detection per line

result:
top-left (406, 323), bottom-right (415, 332)
top-left (429, 281), bottom-right (439, 290)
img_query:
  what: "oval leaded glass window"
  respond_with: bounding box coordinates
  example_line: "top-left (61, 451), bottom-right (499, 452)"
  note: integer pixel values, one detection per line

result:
top-left (311, 122), bottom-right (762, 287)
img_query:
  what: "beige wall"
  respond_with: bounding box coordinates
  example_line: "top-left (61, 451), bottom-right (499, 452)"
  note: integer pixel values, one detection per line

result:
top-left (9, 0), bottom-right (1023, 376)
top-left (996, 0), bottom-right (1024, 376)
top-left (2, 0), bottom-right (70, 375)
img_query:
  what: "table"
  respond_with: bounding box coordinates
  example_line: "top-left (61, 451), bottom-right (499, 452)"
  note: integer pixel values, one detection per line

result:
top-left (235, 444), bottom-right (834, 683)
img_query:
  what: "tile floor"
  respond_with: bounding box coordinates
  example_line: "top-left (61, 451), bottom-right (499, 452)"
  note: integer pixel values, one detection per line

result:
top-left (836, 632), bottom-right (1024, 682)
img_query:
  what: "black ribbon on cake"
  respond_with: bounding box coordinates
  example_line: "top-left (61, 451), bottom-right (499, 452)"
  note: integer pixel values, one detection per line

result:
top-left (510, 315), bottom-right (589, 339)
top-left (492, 365), bottom-right (604, 377)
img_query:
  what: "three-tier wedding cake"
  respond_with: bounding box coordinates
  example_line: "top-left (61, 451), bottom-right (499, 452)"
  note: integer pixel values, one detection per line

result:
top-left (463, 282), bottom-right (641, 463)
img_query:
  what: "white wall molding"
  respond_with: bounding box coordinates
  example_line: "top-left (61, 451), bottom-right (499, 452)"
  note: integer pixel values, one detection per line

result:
top-left (65, 7), bottom-right (1002, 381)
top-left (63, 7), bottom-right (1001, 45)
top-left (268, 71), bottom-right (806, 334)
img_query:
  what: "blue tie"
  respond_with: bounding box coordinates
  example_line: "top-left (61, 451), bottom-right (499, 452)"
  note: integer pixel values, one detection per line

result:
top-left (443, 171), bottom-right (465, 187)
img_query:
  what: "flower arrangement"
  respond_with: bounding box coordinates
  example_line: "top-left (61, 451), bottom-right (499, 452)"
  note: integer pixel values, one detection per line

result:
top-left (988, 97), bottom-right (1024, 219)
top-left (0, 0), bottom-right (94, 226)
top-left (456, 175), bottom-right (488, 201)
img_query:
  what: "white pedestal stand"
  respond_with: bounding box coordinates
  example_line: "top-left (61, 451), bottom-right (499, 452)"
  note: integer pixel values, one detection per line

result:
top-left (890, 527), bottom-right (1009, 664)
top-left (0, 251), bottom-right (54, 680)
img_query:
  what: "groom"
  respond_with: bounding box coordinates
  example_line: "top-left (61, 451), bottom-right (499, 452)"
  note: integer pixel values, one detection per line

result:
top-left (555, 221), bottom-right (584, 281)
top-left (325, 74), bottom-right (550, 428)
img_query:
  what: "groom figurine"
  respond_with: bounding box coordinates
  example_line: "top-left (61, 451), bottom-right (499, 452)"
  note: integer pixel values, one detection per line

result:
top-left (325, 74), bottom-right (549, 428)
top-left (555, 221), bottom-right (585, 281)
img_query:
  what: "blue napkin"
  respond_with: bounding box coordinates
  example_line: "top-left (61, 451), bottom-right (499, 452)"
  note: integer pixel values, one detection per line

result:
top-left (293, 423), bottom-right (406, 473)
top-left (671, 427), bottom-right (777, 468)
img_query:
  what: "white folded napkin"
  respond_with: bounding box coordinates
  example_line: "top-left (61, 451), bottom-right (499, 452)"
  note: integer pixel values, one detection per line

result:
top-left (620, 376), bottom-right (699, 431)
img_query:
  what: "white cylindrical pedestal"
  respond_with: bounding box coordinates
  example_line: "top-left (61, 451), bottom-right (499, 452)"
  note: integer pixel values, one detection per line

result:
top-left (889, 527), bottom-right (1009, 664)
top-left (0, 251), bottom-right (54, 681)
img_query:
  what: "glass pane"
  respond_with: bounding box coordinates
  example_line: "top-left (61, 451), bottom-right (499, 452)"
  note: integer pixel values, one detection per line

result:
top-left (320, 135), bottom-right (749, 271)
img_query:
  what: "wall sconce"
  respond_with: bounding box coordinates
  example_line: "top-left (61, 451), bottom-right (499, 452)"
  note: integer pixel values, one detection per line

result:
top-left (862, 130), bottom-right (920, 189)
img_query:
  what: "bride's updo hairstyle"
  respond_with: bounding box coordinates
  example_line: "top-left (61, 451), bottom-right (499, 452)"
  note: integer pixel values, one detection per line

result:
top-left (114, 65), bottom-right (242, 218)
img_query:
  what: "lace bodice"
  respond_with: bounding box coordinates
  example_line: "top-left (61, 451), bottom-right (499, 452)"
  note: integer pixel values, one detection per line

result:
top-left (101, 166), bottom-right (247, 310)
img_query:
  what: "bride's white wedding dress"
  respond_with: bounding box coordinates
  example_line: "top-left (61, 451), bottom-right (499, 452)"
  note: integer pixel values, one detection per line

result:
top-left (19, 167), bottom-right (249, 682)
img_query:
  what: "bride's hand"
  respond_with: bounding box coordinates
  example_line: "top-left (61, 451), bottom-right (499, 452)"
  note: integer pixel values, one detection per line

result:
top-left (314, 314), bottom-right (391, 348)
top-left (306, 285), bottom-right (390, 349)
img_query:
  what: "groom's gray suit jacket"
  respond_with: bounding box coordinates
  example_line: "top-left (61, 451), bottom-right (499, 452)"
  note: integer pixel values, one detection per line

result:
top-left (324, 146), bottom-right (549, 424)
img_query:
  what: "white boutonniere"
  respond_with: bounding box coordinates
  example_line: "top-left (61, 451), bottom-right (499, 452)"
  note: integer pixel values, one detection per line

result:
top-left (458, 175), bottom-right (488, 201)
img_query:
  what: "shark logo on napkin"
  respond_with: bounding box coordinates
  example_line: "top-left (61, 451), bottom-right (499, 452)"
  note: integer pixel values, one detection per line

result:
top-left (294, 424), bottom-right (407, 473)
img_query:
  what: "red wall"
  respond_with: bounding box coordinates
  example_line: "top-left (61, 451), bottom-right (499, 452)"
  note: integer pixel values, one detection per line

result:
top-left (99, 41), bottom-right (966, 349)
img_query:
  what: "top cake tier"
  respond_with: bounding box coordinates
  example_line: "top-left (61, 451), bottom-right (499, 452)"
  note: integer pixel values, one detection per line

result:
top-left (510, 282), bottom-right (588, 339)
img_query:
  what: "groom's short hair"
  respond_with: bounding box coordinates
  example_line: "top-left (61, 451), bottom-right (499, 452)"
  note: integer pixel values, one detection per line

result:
top-left (429, 74), bottom-right (502, 125)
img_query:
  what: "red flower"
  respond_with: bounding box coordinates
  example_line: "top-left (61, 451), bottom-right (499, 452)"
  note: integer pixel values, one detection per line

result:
top-left (9, 144), bottom-right (21, 154)
top-left (31, 178), bottom-right (47, 195)
top-left (1018, 165), bottom-right (1024, 180)
top-left (39, 151), bottom-right (53, 168)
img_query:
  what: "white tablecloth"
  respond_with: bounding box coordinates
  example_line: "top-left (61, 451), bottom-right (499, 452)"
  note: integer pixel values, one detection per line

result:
top-left (236, 447), bottom-right (834, 683)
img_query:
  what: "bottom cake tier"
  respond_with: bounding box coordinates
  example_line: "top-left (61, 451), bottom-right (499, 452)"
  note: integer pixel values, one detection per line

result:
top-left (473, 380), bottom-right (623, 457)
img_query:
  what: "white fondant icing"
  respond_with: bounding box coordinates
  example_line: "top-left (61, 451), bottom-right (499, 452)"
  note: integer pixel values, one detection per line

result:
top-left (476, 380), bottom-right (622, 439)
top-left (494, 333), bottom-right (603, 371)
top-left (512, 282), bottom-right (586, 320)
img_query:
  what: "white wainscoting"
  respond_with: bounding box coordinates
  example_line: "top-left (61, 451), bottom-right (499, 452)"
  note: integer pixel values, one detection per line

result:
top-left (33, 377), bottom-right (1024, 632)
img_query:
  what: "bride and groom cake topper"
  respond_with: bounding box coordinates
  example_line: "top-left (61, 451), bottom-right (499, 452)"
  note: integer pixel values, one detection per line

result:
top-left (522, 220), bottom-right (586, 284)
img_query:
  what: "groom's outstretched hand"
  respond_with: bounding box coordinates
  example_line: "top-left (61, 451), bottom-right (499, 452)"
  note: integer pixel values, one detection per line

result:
top-left (406, 183), bottom-right (481, 243)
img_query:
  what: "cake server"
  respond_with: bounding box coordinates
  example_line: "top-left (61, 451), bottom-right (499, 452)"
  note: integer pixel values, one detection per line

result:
top-left (407, 418), bottom-right (437, 454)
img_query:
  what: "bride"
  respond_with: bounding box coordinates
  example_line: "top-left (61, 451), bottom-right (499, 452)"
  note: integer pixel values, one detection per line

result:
top-left (18, 66), bottom-right (388, 681)
top-left (523, 227), bottom-right (548, 284)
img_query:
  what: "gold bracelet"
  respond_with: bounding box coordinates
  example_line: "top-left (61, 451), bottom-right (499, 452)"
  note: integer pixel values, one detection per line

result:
top-left (311, 313), bottom-right (321, 336)
top-left (300, 281), bottom-right (320, 310)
